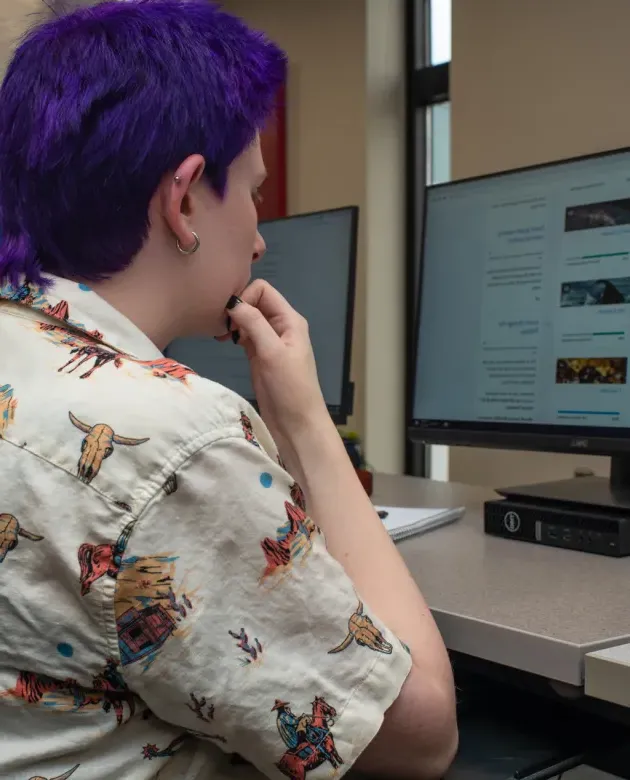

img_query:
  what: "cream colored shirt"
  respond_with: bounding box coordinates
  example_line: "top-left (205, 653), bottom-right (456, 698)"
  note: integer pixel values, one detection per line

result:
top-left (0, 276), bottom-right (411, 780)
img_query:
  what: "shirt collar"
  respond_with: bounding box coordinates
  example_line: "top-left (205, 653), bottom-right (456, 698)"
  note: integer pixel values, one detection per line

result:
top-left (0, 274), bottom-right (163, 360)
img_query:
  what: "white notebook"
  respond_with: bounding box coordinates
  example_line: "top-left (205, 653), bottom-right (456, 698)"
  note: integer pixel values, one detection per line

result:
top-left (375, 505), bottom-right (465, 541)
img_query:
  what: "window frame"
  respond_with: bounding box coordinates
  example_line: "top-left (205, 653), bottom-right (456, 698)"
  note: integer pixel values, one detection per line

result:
top-left (404, 0), bottom-right (450, 476)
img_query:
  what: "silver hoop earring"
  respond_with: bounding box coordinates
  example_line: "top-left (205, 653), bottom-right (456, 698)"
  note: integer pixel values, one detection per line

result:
top-left (176, 231), bottom-right (200, 255)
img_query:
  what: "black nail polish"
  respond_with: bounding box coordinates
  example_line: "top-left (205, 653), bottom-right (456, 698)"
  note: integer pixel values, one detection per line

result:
top-left (225, 314), bottom-right (232, 332)
top-left (232, 329), bottom-right (240, 344)
top-left (226, 295), bottom-right (242, 310)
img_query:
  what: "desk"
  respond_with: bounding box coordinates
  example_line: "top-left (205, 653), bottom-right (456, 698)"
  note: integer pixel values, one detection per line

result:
top-left (373, 473), bottom-right (630, 687)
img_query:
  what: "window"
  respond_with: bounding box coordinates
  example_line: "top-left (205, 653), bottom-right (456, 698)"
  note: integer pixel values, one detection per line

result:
top-left (427, 101), bottom-right (450, 185)
top-left (426, 0), bottom-right (451, 186)
top-left (405, 0), bottom-right (451, 478)
top-left (429, 0), bottom-right (451, 65)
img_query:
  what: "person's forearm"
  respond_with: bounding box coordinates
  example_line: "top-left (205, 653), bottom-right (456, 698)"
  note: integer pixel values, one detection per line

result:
top-left (286, 413), bottom-right (454, 693)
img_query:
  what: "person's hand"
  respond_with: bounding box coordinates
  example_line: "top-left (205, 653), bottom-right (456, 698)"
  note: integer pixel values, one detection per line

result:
top-left (224, 280), bottom-right (333, 458)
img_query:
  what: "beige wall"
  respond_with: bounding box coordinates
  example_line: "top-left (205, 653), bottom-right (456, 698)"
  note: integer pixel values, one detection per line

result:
top-left (223, 0), bottom-right (369, 438)
top-left (0, 1), bottom-right (44, 69)
top-left (448, 0), bottom-right (629, 486)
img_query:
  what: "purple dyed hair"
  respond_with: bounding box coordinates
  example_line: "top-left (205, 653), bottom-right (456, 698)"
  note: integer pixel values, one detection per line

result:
top-left (0, 0), bottom-right (286, 287)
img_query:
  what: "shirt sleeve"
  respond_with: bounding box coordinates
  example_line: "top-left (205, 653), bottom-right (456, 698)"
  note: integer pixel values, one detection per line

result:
top-left (112, 423), bottom-right (412, 779)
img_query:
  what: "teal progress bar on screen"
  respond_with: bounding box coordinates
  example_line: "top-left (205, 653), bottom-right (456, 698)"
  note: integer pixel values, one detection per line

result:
top-left (557, 410), bottom-right (620, 416)
top-left (563, 331), bottom-right (625, 338)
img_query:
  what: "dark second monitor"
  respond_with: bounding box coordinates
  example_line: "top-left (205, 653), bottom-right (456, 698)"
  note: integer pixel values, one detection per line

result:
top-left (165, 206), bottom-right (358, 425)
top-left (410, 147), bottom-right (630, 483)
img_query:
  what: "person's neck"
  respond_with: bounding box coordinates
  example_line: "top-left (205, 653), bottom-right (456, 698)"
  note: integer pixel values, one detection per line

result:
top-left (88, 268), bottom-right (183, 352)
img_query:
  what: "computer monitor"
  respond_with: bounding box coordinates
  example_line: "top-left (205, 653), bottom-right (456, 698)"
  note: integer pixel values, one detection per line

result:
top-left (409, 146), bottom-right (630, 491)
top-left (165, 206), bottom-right (358, 425)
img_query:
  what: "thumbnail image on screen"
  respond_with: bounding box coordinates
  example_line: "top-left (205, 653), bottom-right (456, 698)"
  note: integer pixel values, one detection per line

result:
top-left (560, 276), bottom-right (630, 307)
top-left (555, 357), bottom-right (627, 385)
top-left (565, 197), bottom-right (630, 232)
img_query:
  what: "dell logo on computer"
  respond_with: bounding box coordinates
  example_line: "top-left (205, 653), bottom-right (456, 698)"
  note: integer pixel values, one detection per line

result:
top-left (503, 511), bottom-right (521, 533)
top-left (570, 438), bottom-right (589, 449)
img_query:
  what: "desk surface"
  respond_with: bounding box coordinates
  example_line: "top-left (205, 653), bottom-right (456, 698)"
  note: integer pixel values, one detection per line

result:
top-left (373, 474), bottom-right (630, 686)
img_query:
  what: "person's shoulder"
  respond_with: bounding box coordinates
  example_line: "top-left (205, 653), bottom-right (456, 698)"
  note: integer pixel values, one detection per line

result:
top-left (129, 366), bottom-right (254, 440)
top-left (4, 340), bottom-right (269, 510)
top-left (67, 368), bottom-right (263, 492)
top-left (74, 367), bottom-right (281, 515)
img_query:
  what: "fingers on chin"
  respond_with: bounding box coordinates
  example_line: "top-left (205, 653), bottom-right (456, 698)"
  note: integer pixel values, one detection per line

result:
top-left (240, 278), bottom-right (273, 306)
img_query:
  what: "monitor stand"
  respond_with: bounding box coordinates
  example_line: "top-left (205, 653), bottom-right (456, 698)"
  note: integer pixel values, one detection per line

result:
top-left (497, 453), bottom-right (630, 512)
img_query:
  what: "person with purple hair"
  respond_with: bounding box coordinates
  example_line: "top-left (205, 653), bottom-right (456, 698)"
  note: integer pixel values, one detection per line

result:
top-left (0, 2), bottom-right (457, 778)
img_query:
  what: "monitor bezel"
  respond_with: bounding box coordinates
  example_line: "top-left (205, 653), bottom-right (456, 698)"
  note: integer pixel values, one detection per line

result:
top-left (408, 144), bottom-right (630, 457)
top-left (165, 205), bottom-right (359, 426)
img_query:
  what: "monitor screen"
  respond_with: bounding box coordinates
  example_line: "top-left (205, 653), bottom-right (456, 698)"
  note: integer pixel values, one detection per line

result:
top-left (411, 148), bottom-right (630, 452)
top-left (165, 206), bottom-right (358, 422)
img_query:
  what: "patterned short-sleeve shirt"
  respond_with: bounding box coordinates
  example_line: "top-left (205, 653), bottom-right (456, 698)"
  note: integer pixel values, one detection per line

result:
top-left (0, 276), bottom-right (411, 780)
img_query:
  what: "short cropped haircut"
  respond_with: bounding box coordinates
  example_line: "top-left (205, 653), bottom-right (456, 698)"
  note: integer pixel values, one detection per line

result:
top-left (0, 0), bottom-right (286, 286)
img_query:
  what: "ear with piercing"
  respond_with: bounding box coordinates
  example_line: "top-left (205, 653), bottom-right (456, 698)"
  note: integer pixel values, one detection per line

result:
top-left (172, 173), bottom-right (200, 254)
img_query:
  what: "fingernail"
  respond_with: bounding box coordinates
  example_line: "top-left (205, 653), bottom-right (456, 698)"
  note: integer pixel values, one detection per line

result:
top-left (225, 314), bottom-right (232, 331)
top-left (226, 295), bottom-right (242, 310)
top-left (232, 330), bottom-right (240, 344)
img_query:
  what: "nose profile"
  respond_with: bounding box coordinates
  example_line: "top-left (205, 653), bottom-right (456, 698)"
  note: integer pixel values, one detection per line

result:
top-left (253, 231), bottom-right (266, 263)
